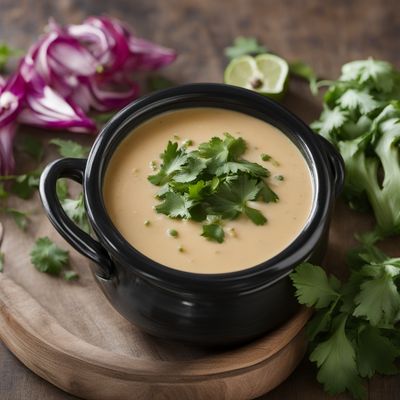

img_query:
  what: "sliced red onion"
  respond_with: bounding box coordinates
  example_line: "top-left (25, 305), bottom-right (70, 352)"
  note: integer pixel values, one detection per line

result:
top-left (0, 122), bottom-right (17, 175)
top-left (0, 72), bottom-right (26, 127)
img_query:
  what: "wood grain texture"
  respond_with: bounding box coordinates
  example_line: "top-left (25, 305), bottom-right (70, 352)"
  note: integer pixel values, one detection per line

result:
top-left (0, 0), bottom-right (399, 399)
top-left (0, 273), bottom-right (310, 400)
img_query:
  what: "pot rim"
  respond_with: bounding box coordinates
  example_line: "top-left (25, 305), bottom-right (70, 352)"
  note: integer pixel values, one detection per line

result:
top-left (84, 83), bottom-right (333, 291)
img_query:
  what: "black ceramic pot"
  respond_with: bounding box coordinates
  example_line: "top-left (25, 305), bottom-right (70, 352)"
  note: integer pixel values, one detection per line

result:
top-left (40, 83), bottom-right (344, 346)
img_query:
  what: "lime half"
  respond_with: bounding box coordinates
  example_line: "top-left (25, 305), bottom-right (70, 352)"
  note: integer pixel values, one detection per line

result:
top-left (224, 54), bottom-right (289, 99)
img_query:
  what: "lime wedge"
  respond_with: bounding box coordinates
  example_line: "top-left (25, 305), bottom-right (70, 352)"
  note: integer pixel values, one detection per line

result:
top-left (224, 54), bottom-right (289, 99)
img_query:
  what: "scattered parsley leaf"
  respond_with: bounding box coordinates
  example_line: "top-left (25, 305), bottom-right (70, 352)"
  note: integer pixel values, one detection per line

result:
top-left (290, 263), bottom-right (341, 309)
top-left (63, 270), bottom-right (79, 281)
top-left (56, 179), bottom-right (69, 201)
top-left (93, 111), bottom-right (116, 124)
top-left (0, 252), bottom-right (4, 272)
top-left (30, 237), bottom-right (69, 275)
top-left (201, 223), bottom-right (225, 243)
top-left (18, 135), bottom-right (44, 162)
top-left (353, 265), bottom-right (400, 326)
top-left (11, 171), bottom-right (40, 199)
top-left (62, 193), bottom-right (90, 233)
top-left (5, 208), bottom-right (29, 230)
top-left (0, 183), bottom-right (8, 199)
top-left (50, 139), bottom-right (90, 158)
top-left (0, 43), bottom-right (23, 72)
top-left (147, 75), bottom-right (175, 91)
top-left (155, 192), bottom-right (194, 219)
top-left (357, 325), bottom-right (399, 378)
top-left (310, 314), bottom-right (366, 399)
top-left (224, 37), bottom-right (267, 60)
top-left (243, 205), bottom-right (267, 225)
top-left (290, 239), bottom-right (400, 399)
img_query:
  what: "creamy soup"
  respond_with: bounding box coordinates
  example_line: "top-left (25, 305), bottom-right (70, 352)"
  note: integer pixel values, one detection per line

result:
top-left (103, 108), bottom-right (313, 274)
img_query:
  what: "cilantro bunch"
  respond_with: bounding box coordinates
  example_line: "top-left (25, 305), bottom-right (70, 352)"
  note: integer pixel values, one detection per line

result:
top-left (312, 59), bottom-right (400, 237)
top-left (290, 236), bottom-right (400, 399)
top-left (148, 134), bottom-right (279, 243)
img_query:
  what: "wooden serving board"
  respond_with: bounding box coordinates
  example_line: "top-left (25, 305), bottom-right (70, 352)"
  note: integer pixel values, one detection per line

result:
top-left (0, 131), bottom-right (396, 400)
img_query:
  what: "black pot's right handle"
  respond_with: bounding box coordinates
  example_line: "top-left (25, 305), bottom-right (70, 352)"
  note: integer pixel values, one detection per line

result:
top-left (39, 158), bottom-right (113, 279)
top-left (316, 135), bottom-right (345, 199)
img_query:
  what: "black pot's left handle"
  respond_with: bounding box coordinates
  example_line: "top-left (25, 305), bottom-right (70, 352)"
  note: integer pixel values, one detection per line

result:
top-left (316, 135), bottom-right (345, 199)
top-left (39, 158), bottom-right (113, 279)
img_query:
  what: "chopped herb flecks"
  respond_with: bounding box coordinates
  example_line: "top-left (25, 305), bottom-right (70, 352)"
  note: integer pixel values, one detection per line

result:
top-left (148, 133), bottom-right (280, 243)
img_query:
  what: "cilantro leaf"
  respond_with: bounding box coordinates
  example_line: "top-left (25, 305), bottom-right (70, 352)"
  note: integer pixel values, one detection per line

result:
top-left (215, 160), bottom-right (269, 178)
top-left (63, 270), bottom-right (79, 281)
top-left (18, 135), bottom-right (44, 162)
top-left (258, 181), bottom-right (279, 203)
top-left (289, 61), bottom-right (319, 95)
top-left (0, 183), bottom-right (8, 199)
top-left (224, 37), bottom-right (267, 60)
top-left (11, 171), bottom-right (40, 199)
top-left (62, 193), bottom-right (90, 233)
top-left (340, 59), bottom-right (395, 93)
top-left (338, 90), bottom-right (379, 114)
top-left (310, 314), bottom-right (366, 399)
top-left (147, 75), bottom-right (175, 91)
top-left (5, 208), bottom-right (29, 230)
top-left (56, 179), bottom-right (69, 201)
top-left (174, 156), bottom-right (207, 183)
top-left (30, 237), bottom-right (69, 275)
top-left (357, 326), bottom-right (399, 378)
top-left (148, 141), bottom-right (188, 185)
top-left (0, 43), bottom-right (23, 72)
top-left (353, 265), bottom-right (400, 326)
top-left (0, 252), bottom-right (4, 272)
top-left (290, 263), bottom-right (341, 309)
top-left (155, 192), bottom-right (194, 219)
top-left (243, 205), bottom-right (267, 225)
top-left (50, 139), bottom-right (90, 158)
top-left (207, 174), bottom-right (263, 221)
top-left (311, 107), bottom-right (348, 139)
top-left (201, 223), bottom-right (225, 243)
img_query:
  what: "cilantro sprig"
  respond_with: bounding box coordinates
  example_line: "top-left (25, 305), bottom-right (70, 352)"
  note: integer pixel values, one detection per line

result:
top-left (290, 236), bottom-right (400, 399)
top-left (148, 133), bottom-right (279, 243)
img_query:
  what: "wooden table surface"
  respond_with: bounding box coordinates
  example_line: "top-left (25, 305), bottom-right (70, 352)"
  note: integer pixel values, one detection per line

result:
top-left (0, 0), bottom-right (399, 399)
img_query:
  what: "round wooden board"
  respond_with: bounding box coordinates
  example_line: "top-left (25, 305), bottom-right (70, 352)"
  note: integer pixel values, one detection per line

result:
top-left (0, 167), bottom-right (310, 400)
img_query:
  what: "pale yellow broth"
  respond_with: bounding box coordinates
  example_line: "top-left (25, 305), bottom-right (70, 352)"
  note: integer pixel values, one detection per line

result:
top-left (103, 108), bottom-right (313, 274)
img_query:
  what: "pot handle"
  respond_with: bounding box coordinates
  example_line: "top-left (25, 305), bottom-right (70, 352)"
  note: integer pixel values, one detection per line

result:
top-left (316, 135), bottom-right (345, 198)
top-left (39, 158), bottom-right (113, 279)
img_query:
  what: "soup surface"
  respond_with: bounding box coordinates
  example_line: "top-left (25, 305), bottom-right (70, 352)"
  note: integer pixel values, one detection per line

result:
top-left (103, 108), bottom-right (313, 273)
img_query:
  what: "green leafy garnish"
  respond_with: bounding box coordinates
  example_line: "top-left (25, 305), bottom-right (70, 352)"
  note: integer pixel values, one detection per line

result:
top-left (289, 61), bottom-right (319, 94)
top-left (201, 223), bottom-right (225, 243)
top-left (61, 193), bottom-right (90, 233)
top-left (5, 208), bottom-right (29, 230)
top-left (17, 135), bottom-right (44, 162)
top-left (30, 237), bottom-right (69, 275)
top-left (224, 37), bottom-right (267, 60)
top-left (0, 252), bottom-right (4, 272)
top-left (312, 58), bottom-right (400, 237)
top-left (63, 270), bottom-right (79, 281)
top-left (11, 171), bottom-right (40, 199)
top-left (0, 43), bottom-right (23, 72)
top-left (147, 75), bottom-right (175, 91)
top-left (148, 134), bottom-right (279, 242)
top-left (50, 139), bottom-right (90, 158)
top-left (290, 238), bottom-right (400, 399)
